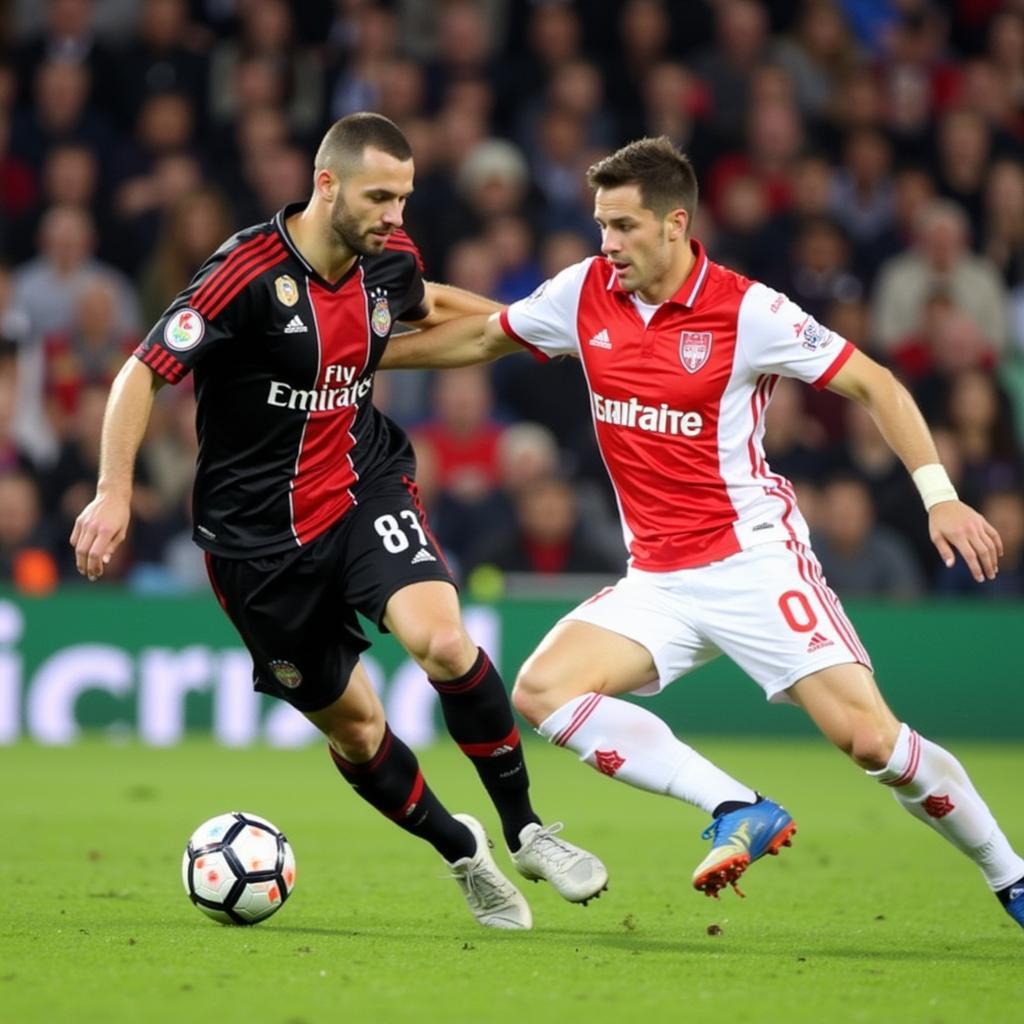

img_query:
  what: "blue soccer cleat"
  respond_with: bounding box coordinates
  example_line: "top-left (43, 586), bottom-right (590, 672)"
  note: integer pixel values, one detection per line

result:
top-left (692, 798), bottom-right (797, 899)
top-left (1002, 882), bottom-right (1024, 930)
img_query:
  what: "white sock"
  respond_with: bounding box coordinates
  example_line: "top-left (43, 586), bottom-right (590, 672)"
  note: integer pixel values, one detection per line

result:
top-left (868, 723), bottom-right (1024, 891)
top-left (537, 693), bottom-right (757, 815)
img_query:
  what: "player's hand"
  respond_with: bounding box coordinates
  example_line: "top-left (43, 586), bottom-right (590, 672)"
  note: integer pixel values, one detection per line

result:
top-left (928, 500), bottom-right (1002, 583)
top-left (70, 492), bottom-right (131, 582)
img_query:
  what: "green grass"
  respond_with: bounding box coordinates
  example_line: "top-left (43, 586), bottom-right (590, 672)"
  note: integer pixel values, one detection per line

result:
top-left (2, 738), bottom-right (1021, 1024)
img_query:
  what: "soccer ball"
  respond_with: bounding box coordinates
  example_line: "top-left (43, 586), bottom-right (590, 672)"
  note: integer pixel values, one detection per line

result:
top-left (181, 812), bottom-right (296, 925)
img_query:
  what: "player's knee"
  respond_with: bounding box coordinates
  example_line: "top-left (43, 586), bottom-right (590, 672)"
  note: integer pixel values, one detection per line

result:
top-left (418, 626), bottom-right (475, 679)
top-left (327, 715), bottom-right (385, 763)
top-left (847, 721), bottom-right (897, 770)
top-left (512, 661), bottom-right (565, 726)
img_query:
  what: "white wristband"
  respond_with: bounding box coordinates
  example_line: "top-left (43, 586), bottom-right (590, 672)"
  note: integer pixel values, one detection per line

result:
top-left (911, 463), bottom-right (958, 510)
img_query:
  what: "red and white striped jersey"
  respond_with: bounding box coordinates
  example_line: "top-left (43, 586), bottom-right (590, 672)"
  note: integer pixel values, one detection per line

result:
top-left (500, 239), bottom-right (855, 571)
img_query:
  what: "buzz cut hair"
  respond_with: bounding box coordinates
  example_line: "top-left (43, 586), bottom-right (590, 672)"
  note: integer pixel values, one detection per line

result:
top-left (314, 112), bottom-right (413, 175)
top-left (586, 136), bottom-right (698, 225)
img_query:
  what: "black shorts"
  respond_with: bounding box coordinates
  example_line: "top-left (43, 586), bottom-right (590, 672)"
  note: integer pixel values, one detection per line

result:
top-left (204, 476), bottom-right (454, 713)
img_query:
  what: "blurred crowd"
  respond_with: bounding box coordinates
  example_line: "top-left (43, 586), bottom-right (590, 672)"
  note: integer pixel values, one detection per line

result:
top-left (0, 0), bottom-right (1022, 598)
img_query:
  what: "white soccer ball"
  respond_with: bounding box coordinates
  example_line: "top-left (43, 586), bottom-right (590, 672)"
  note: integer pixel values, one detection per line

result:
top-left (181, 812), bottom-right (296, 925)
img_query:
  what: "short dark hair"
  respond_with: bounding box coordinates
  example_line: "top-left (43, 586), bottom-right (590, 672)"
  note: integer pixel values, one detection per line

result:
top-left (314, 112), bottom-right (413, 175)
top-left (586, 136), bottom-right (698, 223)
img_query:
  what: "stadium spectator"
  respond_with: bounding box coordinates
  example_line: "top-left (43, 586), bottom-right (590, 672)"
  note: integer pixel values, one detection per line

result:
top-left (10, 57), bottom-right (114, 173)
top-left (207, 0), bottom-right (322, 139)
top-left (13, 0), bottom-right (116, 111)
top-left (871, 199), bottom-right (1009, 353)
top-left (485, 215), bottom-right (542, 305)
top-left (413, 364), bottom-right (505, 506)
top-left (943, 369), bottom-right (1023, 497)
top-left (466, 472), bottom-right (622, 577)
top-left (693, 0), bottom-right (772, 145)
top-left (829, 127), bottom-right (895, 251)
top-left (111, 0), bottom-right (208, 131)
top-left (773, 0), bottom-right (860, 118)
top-left (981, 159), bottom-right (1024, 289)
top-left (42, 275), bottom-right (138, 438)
top-left (0, 468), bottom-right (58, 593)
top-left (631, 62), bottom-right (717, 175)
top-left (326, 3), bottom-right (401, 121)
top-left (813, 474), bottom-right (925, 598)
top-left (938, 489), bottom-right (1024, 598)
top-left (137, 184), bottom-right (235, 326)
top-left (11, 204), bottom-right (140, 464)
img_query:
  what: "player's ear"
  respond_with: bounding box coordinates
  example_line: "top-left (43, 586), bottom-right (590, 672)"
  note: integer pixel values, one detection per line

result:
top-left (667, 207), bottom-right (688, 241)
top-left (313, 168), bottom-right (337, 203)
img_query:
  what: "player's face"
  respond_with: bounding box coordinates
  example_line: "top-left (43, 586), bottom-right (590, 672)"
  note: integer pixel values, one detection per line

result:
top-left (329, 146), bottom-right (414, 257)
top-left (594, 185), bottom-right (676, 300)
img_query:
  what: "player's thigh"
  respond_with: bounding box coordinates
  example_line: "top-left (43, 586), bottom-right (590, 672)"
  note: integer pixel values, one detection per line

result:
top-left (382, 579), bottom-right (477, 672)
top-left (514, 575), bottom-right (715, 719)
top-left (303, 661), bottom-right (387, 761)
top-left (696, 542), bottom-right (874, 705)
top-left (788, 662), bottom-right (901, 767)
top-left (205, 546), bottom-right (368, 713)
top-left (338, 480), bottom-right (456, 631)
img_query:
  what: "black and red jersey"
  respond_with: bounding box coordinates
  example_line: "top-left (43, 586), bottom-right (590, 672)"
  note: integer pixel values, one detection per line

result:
top-left (134, 202), bottom-right (428, 557)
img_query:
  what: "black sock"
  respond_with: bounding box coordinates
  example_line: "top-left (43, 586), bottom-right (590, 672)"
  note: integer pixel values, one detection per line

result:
top-left (328, 726), bottom-right (474, 863)
top-left (996, 876), bottom-right (1024, 905)
top-left (712, 794), bottom-right (762, 819)
top-left (431, 648), bottom-right (540, 850)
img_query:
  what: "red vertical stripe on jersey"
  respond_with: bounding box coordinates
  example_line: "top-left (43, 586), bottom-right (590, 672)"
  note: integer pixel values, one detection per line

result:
top-left (290, 273), bottom-right (369, 544)
top-left (747, 375), bottom-right (799, 542)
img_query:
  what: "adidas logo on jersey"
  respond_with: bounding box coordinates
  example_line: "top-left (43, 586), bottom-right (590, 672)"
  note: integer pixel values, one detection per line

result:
top-left (806, 632), bottom-right (834, 653)
top-left (284, 315), bottom-right (308, 334)
top-left (587, 328), bottom-right (612, 349)
top-left (411, 548), bottom-right (436, 564)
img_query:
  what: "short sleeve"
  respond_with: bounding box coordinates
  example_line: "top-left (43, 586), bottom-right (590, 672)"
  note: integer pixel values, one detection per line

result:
top-left (386, 231), bottom-right (428, 322)
top-left (133, 244), bottom-right (254, 384)
top-left (500, 258), bottom-right (595, 359)
top-left (737, 282), bottom-right (856, 389)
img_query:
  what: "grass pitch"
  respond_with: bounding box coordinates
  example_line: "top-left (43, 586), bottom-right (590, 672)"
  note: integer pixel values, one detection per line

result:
top-left (2, 737), bottom-right (1021, 1024)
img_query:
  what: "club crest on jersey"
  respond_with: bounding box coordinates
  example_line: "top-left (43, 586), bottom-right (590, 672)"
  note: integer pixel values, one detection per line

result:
top-left (164, 308), bottom-right (205, 351)
top-left (370, 288), bottom-right (391, 336)
top-left (274, 274), bottom-right (299, 307)
top-left (679, 331), bottom-right (712, 373)
top-left (269, 660), bottom-right (302, 689)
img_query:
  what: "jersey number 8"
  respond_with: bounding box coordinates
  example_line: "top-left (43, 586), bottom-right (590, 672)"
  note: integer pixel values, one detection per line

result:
top-left (373, 511), bottom-right (429, 554)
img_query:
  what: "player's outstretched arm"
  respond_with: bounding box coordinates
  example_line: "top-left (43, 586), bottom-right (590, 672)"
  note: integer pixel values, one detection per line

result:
top-left (70, 357), bottom-right (164, 581)
top-left (826, 349), bottom-right (1002, 582)
top-left (379, 311), bottom-right (521, 369)
top-left (417, 281), bottom-right (503, 325)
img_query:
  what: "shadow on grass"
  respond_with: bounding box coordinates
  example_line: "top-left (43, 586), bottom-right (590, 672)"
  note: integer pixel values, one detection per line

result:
top-left (261, 923), bottom-right (1019, 965)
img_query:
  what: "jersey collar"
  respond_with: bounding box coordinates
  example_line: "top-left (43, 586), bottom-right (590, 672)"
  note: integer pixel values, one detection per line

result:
top-left (607, 237), bottom-right (710, 310)
top-left (274, 203), bottom-right (363, 292)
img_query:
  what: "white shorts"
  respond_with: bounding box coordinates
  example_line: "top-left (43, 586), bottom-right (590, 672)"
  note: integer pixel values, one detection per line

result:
top-left (563, 540), bottom-right (872, 704)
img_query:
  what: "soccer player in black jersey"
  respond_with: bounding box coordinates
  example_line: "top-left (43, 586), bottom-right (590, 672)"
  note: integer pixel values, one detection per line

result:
top-left (70, 112), bottom-right (607, 929)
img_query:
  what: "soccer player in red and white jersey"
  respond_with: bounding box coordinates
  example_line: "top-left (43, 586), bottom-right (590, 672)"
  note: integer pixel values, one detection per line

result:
top-left (380, 137), bottom-right (1024, 929)
top-left (70, 113), bottom-right (608, 930)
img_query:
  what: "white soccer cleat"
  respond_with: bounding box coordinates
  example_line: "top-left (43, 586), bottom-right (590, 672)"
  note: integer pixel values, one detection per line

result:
top-left (447, 814), bottom-right (533, 930)
top-left (510, 822), bottom-right (609, 905)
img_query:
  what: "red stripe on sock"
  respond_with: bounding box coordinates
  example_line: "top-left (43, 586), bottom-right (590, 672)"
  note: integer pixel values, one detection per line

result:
top-left (431, 651), bottom-right (489, 694)
top-left (458, 725), bottom-right (520, 758)
top-left (387, 770), bottom-right (426, 821)
top-left (328, 728), bottom-right (394, 775)
top-left (554, 693), bottom-right (603, 747)
top-left (885, 730), bottom-right (921, 787)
